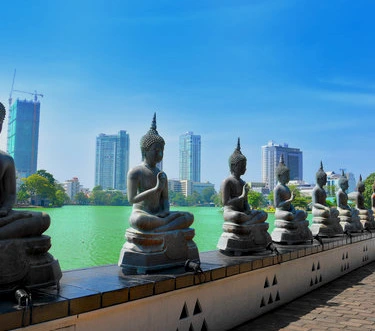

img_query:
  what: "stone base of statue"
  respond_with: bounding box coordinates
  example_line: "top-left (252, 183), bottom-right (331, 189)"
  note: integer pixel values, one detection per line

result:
top-left (338, 210), bottom-right (363, 233)
top-left (0, 235), bottom-right (62, 294)
top-left (217, 222), bottom-right (272, 255)
top-left (271, 219), bottom-right (313, 244)
top-left (310, 216), bottom-right (343, 237)
top-left (119, 228), bottom-right (199, 274)
top-left (358, 209), bottom-right (375, 231)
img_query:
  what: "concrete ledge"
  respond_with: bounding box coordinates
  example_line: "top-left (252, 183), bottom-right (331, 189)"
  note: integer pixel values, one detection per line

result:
top-left (1, 232), bottom-right (374, 331)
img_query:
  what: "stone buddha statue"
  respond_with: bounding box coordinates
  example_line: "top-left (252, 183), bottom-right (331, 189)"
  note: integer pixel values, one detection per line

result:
top-left (271, 155), bottom-right (312, 244)
top-left (336, 171), bottom-right (362, 233)
top-left (119, 114), bottom-right (199, 274)
top-left (0, 102), bottom-right (61, 293)
top-left (350, 175), bottom-right (375, 230)
top-left (372, 180), bottom-right (375, 215)
top-left (217, 138), bottom-right (271, 255)
top-left (310, 162), bottom-right (343, 237)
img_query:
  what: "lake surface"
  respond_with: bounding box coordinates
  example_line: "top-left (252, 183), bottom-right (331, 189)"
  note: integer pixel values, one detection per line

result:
top-left (18, 206), bottom-right (312, 271)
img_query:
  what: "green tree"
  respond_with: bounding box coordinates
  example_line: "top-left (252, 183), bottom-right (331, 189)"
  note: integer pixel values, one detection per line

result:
top-left (54, 189), bottom-right (69, 207)
top-left (74, 192), bottom-right (90, 205)
top-left (16, 184), bottom-right (30, 204)
top-left (201, 187), bottom-right (216, 203)
top-left (90, 187), bottom-right (110, 205)
top-left (326, 184), bottom-right (336, 197)
top-left (212, 192), bottom-right (222, 207)
top-left (247, 189), bottom-right (266, 209)
top-left (186, 191), bottom-right (200, 206)
top-left (109, 191), bottom-right (128, 206)
top-left (22, 174), bottom-right (55, 202)
top-left (288, 184), bottom-right (311, 210)
top-left (267, 191), bottom-right (274, 206)
top-left (169, 191), bottom-right (187, 206)
top-left (363, 173), bottom-right (375, 208)
top-left (36, 170), bottom-right (56, 185)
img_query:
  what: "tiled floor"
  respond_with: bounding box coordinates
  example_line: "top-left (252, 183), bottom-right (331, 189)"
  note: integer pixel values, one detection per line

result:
top-left (232, 261), bottom-right (375, 331)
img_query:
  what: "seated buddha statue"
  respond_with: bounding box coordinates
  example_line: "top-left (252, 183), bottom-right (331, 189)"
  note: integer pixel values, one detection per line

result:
top-left (119, 114), bottom-right (199, 274)
top-left (351, 175), bottom-right (375, 230)
top-left (372, 181), bottom-right (375, 215)
top-left (271, 155), bottom-right (312, 244)
top-left (0, 102), bottom-right (61, 291)
top-left (217, 138), bottom-right (271, 255)
top-left (336, 171), bottom-right (362, 233)
top-left (310, 162), bottom-right (343, 237)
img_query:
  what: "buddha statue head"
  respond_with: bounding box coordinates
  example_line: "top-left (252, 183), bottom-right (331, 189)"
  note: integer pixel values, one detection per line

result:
top-left (140, 113), bottom-right (165, 160)
top-left (316, 161), bottom-right (327, 187)
top-left (276, 154), bottom-right (289, 184)
top-left (229, 138), bottom-right (247, 175)
top-left (357, 174), bottom-right (365, 193)
top-left (338, 170), bottom-right (349, 191)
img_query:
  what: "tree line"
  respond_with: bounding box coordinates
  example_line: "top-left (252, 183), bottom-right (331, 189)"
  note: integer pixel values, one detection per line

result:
top-left (16, 170), bottom-right (375, 209)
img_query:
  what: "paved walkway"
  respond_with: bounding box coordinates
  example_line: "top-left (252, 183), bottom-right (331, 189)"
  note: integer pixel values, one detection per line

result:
top-left (232, 261), bottom-right (375, 331)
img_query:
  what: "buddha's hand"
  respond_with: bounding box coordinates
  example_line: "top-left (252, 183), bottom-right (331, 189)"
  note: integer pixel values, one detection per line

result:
top-left (242, 183), bottom-right (249, 198)
top-left (157, 211), bottom-right (170, 218)
top-left (156, 171), bottom-right (167, 190)
top-left (287, 192), bottom-right (294, 202)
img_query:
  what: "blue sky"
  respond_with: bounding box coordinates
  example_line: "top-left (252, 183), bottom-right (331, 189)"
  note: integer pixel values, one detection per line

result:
top-left (1, 0), bottom-right (375, 191)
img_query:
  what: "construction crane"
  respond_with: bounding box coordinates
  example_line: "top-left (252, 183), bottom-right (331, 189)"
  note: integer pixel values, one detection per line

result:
top-left (8, 69), bottom-right (16, 110)
top-left (12, 89), bottom-right (44, 103)
top-left (9, 69), bottom-right (44, 107)
top-left (8, 70), bottom-right (44, 173)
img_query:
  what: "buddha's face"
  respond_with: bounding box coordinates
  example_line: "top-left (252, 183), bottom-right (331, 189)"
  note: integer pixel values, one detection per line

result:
top-left (279, 171), bottom-right (290, 184)
top-left (232, 159), bottom-right (246, 176)
top-left (145, 142), bottom-right (164, 164)
top-left (317, 175), bottom-right (327, 187)
top-left (340, 180), bottom-right (348, 191)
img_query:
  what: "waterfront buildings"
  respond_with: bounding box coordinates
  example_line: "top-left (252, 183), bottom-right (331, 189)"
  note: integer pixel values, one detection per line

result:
top-left (95, 130), bottom-right (129, 191)
top-left (326, 171), bottom-right (356, 194)
top-left (63, 177), bottom-right (82, 201)
top-left (168, 179), bottom-right (215, 197)
top-left (7, 99), bottom-right (40, 179)
top-left (179, 131), bottom-right (201, 182)
top-left (261, 141), bottom-right (303, 191)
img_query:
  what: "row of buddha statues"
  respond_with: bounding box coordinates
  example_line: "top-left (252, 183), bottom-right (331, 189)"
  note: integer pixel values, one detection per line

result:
top-left (1, 107), bottom-right (375, 286)
top-left (217, 141), bottom-right (375, 254)
top-left (119, 114), bottom-right (375, 273)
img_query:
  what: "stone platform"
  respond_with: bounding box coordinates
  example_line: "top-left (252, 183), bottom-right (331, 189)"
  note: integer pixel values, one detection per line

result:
top-left (1, 232), bottom-right (374, 331)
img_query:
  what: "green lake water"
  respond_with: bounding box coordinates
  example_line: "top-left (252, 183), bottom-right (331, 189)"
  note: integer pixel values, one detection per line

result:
top-left (18, 206), bottom-right (312, 271)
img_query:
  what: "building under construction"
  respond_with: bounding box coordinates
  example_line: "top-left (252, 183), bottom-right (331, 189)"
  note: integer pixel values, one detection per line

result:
top-left (7, 98), bottom-right (41, 179)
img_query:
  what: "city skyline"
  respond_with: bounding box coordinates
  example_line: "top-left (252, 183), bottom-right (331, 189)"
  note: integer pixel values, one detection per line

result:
top-left (1, 1), bottom-right (375, 192)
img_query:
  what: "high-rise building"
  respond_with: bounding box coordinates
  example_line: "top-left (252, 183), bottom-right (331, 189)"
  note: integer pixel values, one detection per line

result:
top-left (7, 99), bottom-right (40, 179)
top-left (179, 131), bottom-right (201, 182)
top-left (95, 130), bottom-right (129, 191)
top-left (262, 141), bottom-right (303, 191)
top-left (63, 177), bottom-right (82, 201)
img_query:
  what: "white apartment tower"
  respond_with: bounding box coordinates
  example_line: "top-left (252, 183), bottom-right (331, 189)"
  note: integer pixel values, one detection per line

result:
top-left (63, 177), bottom-right (82, 201)
top-left (95, 130), bottom-right (129, 191)
top-left (179, 131), bottom-right (201, 182)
